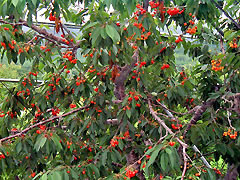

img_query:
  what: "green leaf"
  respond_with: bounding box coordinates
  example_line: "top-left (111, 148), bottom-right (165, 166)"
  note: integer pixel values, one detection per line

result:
top-left (160, 153), bottom-right (168, 171)
top-left (51, 134), bottom-right (63, 151)
top-left (207, 169), bottom-right (216, 180)
top-left (89, 164), bottom-right (100, 178)
top-left (12, 0), bottom-right (19, 7)
top-left (105, 24), bottom-right (120, 43)
top-left (118, 139), bottom-right (124, 150)
top-left (71, 169), bottom-right (78, 179)
top-left (165, 147), bottom-right (172, 155)
top-left (16, 142), bottom-right (22, 154)
top-left (100, 27), bottom-right (107, 39)
top-left (168, 150), bottom-right (176, 169)
top-left (126, 109), bottom-right (131, 119)
top-left (216, 143), bottom-right (226, 155)
top-left (91, 27), bottom-right (101, 46)
top-left (102, 150), bottom-right (108, 166)
top-left (34, 135), bottom-right (47, 152)
top-left (146, 144), bottom-right (163, 168)
top-left (53, 171), bottom-right (61, 180)
top-left (63, 171), bottom-right (69, 180)
top-left (40, 174), bottom-right (48, 180)
top-left (82, 22), bottom-right (99, 31)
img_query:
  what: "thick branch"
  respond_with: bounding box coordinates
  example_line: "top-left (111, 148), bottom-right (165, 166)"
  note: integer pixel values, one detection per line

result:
top-left (143, 0), bottom-right (149, 10)
top-left (18, 19), bottom-right (75, 46)
top-left (224, 164), bottom-right (239, 180)
top-left (114, 50), bottom-right (139, 100)
top-left (210, 0), bottom-right (240, 29)
top-left (0, 105), bottom-right (89, 143)
top-left (183, 99), bottom-right (215, 137)
top-left (227, 93), bottom-right (240, 117)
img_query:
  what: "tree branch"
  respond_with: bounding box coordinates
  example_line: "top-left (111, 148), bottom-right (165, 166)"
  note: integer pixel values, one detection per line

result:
top-left (0, 105), bottom-right (89, 143)
top-left (148, 99), bottom-right (188, 180)
top-left (183, 99), bottom-right (215, 138)
top-left (143, 0), bottom-right (149, 10)
top-left (148, 99), bottom-right (188, 148)
top-left (62, 23), bottom-right (76, 39)
top-left (114, 50), bottom-right (139, 100)
top-left (18, 19), bottom-right (75, 46)
top-left (210, 0), bottom-right (240, 29)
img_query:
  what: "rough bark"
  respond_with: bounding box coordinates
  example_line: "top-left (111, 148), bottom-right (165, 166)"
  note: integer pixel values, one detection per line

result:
top-left (224, 164), bottom-right (239, 180)
top-left (114, 50), bottom-right (139, 100)
top-left (183, 99), bottom-right (215, 138)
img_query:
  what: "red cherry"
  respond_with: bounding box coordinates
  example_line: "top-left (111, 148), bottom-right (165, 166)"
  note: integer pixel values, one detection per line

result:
top-left (169, 141), bottom-right (175, 146)
top-left (31, 172), bottom-right (36, 177)
top-left (134, 96), bottom-right (139, 101)
top-left (136, 103), bottom-right (141, 107)
top-left (128, 97), bottom-right (133, 101)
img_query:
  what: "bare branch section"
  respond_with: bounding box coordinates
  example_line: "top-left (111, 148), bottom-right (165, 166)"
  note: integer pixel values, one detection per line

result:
top-left (227, 93), bottom-right (240, 117)
top-left (114, 50), bottom-right (139, 100)
top-left (183, 99), bottom-right (215, 137)
top-left (0, 105), bottom-right (89, 143)
top-left (143, 0), bottom-right (149, 10)
top-left (19, 19), bottom-right (75, 46)
top-left (156, 101), bottom-right (196, 116)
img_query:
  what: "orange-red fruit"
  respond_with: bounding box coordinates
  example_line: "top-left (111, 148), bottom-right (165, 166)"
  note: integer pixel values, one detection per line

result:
top-left (169, 141), bottom-right (175, 146)
top-left (31, 172), bottom-right (36, 178)
top-left (136, 103), bottom-right (141, 107)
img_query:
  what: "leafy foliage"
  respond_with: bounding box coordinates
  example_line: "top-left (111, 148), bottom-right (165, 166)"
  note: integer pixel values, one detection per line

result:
top-left (0, 0), bottom-right (239, 179)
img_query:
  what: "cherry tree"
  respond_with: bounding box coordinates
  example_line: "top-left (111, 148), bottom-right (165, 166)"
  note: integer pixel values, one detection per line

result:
top-left (0, 0), bottom-right (239, 179)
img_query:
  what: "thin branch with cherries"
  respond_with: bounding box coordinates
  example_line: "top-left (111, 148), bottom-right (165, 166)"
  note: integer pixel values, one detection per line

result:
top-left (0, 105), bottom-right (89, 143)
top-left (148, 99), bottom-right (188, 180)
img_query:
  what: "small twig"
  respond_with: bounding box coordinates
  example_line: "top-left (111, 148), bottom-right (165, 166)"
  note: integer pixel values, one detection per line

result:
top-left (227, 111), bottom-right (235, 130)
top-left (185, 153), bottom-right (202, 173)
top-left (181, 146), bottom-right (187, 180)
top-left (156, 112), bottom-right (169, 118)
top-left (156, 101), bottom-right (193, 116)
top-left (112, 162), bottom-right (123, 168)
top-left (166, 25), bottom-right (172, 37)
top-left (36, 35), bottom-right (70, 48)
top-left (62, 23), bottom-right (76, 38)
